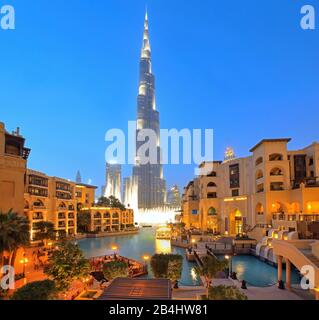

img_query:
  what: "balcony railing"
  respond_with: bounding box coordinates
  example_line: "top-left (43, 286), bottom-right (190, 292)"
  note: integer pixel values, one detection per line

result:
top-left (272, 213), bottom-right (319, 222)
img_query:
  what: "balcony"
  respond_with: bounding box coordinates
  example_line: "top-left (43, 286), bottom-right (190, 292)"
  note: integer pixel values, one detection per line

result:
top-left (94, 220), bottom-right (102, 226)
top-left (58, 213), bottom-right (66, 220)
top-left (270, 182), bottom-right (284, 191)
top-left (58, 222), bottom-right (66, 228)
top-left (68, 213), bottom-right (75, 219)
top-left (32, 213), bottom-right (44, 220)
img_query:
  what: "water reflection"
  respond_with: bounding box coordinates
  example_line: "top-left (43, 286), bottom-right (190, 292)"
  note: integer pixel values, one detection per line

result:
top-left (155, 239), bottom-right (171, 254)
top-left (190, 267), bottom-right (198, 283)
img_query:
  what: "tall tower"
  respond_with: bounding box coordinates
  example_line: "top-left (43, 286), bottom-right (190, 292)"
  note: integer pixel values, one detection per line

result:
top-left (133, 12), bottom-right (166, 209)
top-left (75, 170), bottom-right (82, 183)
top-left (104, 162), bottom-right (122, 201)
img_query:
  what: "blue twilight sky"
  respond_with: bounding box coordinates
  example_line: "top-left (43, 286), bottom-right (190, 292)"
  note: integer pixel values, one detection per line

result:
top-left (0, 0), bottom-right (318, 194)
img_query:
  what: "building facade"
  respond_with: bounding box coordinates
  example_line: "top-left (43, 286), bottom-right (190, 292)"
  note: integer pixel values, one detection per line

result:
top-left (132, 12), bottom-right (166, 209)
top-left (0, 122), bottom-right (30, 215)
top-left (182, 139), bottom-right (319, 239)
top-left (80, 206), bottom-right (134, 233)
top-left (24, 169), bottom-right (97, 239)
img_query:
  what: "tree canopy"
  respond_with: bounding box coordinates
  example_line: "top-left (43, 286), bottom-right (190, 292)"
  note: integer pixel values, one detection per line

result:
top-left (95, 196), bottom-right (126, 210)
top-left (0, 210), bottom-right (30, 267)
top-left (45, 241), bottom-right (90, 292)
top-left (151, 254), bottom-right (183, 281)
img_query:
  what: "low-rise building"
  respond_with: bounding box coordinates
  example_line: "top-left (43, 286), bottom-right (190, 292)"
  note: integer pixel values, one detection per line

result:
top-left (182, 139), bottom-right (319, 240)
top-left (81, 206), bottom-right (134, 233)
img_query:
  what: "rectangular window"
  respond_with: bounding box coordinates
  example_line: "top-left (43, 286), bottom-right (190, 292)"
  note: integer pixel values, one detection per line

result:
top-left (294, 155), bottom-right (307, 182)
top-left (232, 189), bottom-right (239, 197)
top-left (229, 164), bottom-right (240, 188)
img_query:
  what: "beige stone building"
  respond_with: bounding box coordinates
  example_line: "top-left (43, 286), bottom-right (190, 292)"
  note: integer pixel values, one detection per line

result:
top-left (24, 169), bottom-right (98, 239)
top-left (0, 122), bottom-right (30, 215)
top-left (182, 139), bottom-right (319, 240)
top-left (1, 122), bottom-right (134, 240)
top-left (80, 206), bottom-right (134, 233)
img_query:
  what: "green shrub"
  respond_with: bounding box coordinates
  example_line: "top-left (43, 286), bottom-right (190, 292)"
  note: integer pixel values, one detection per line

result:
top-left (103, 261), bottom-right (129, 281)
top-left (11, 280), bottom-right (58, 300)
top-left (207, 285), bottom-right (248, 300)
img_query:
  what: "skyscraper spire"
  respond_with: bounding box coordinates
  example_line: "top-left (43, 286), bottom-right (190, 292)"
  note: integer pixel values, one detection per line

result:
top-left (141, 11), bottom-right (151, 59)
top-left (75, 170), bottom-right (82, 183)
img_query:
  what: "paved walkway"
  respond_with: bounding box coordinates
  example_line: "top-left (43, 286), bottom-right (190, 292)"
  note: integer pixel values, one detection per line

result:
top-left (173, 278), bottom-right (304, 300)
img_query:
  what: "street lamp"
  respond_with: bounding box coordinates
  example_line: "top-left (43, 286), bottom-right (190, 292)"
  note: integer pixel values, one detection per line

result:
top-left (225, 255), bottom-right (232, 278)
top-left (111, 245), bottom-right (119, 258)
top-left (20, 257), bottom-right (29, 278)
top-left (143, 255), bottom-right (150, 265)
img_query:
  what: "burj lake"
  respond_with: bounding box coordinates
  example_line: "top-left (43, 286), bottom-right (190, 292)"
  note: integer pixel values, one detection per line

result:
top-left (0, 0), bottom-right (319, 307)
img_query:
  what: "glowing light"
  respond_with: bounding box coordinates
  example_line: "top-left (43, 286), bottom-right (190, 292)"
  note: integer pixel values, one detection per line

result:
top-left (111, 245), bottom-right (118, 251)
top-left (143, 255), bottom-right (150, 262)
top-left (225, 255), bottom-right (230, 260)
top-left (224, 147), bottom-right (236, 162)
top-left (191, 268), bottom-right (197, 281)
top-left (155, 239), bottom-right (171, 254)
top-left (224, 197), bottom-right (247, 202)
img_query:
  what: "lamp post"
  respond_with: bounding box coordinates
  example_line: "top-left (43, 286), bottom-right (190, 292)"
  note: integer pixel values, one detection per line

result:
top-left (225, 255), bottom-right (232, 278)
top-left (111, 245), bottom-right (118, 259)
top-left (143, 255), bottom-right (150, 266)
top-left (143, 255), bottom-right (150, 273)
top-left (20, 257), bottom-right (29, 278)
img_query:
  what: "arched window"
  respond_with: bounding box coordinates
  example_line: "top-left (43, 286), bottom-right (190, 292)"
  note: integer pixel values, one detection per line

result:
top-left (33, 199), bottom-right (44, 207)
top-left (68, 204), bottom-right (75, 211)
top-left (58, 202), bottom-right (67, 209)
top-left (208, 207), bottom-right (217, 216)
top-left (207, 182), bottom-right (217, 188)
top-left (270, 167), bottom-right (283, 176)
top-left (94, 212), bottom-right (102, 219)
top-left (269, 153), bottom-right (283, 161)
top-left (256, 170), bottom-right (264, 180)
top-left (104, 211), bottom-right (111, 219)
top-left (112, 212), bottom-right (119, 219)
top-left (255, 157), bottom-right (263, 166)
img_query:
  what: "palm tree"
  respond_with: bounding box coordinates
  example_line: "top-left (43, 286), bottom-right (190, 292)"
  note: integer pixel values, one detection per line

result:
top-left (32, 221), bottom-right (56, 246)
top-left (0, 210), bottom-right (30, 268)
top-left (195, 255), bottom-right (228, 298)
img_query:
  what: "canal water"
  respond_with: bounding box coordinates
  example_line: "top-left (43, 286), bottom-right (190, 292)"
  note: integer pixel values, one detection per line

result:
top-left (78, 227), bottom-right (301, 288)
top-left (77, 227), bottom-right (201, 286)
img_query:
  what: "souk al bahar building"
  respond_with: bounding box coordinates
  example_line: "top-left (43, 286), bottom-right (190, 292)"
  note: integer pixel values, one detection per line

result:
top-left (181, 138), bottom-right (319, 241)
